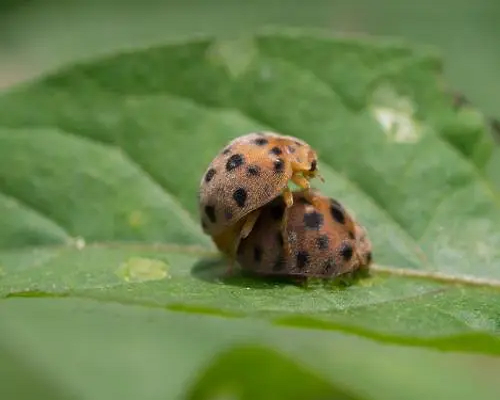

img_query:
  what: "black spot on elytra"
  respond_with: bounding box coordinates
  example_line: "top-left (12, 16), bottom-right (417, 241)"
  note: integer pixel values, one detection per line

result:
top-left (348, 231), bottom-right (355, 240)
top-left (310, 160), bottom-right (317, 172)
top-left (316, 235), bottom-right (329, 250)
top-left (339, 243), bottom-right (353, 261)
top-left (222, 147), bottom-right (231, 155)
top-left (270, 203), bottom-right (285, 220)
top-left (330, 201), bottom-right (345, 225)
top-left (253, 246), bottom-right (262, 263)
top-left (274, 158), bottom-right (285, 173)
top-left (276, 232), bottom-right (284, 247)
top-left (270, 146), bottom-right (282, 155)
top-left (233, 188), bottom-right (247, 208)
top-left (247, 165), bottom-right (261, 176)
top-left (254, 137), bottom-right (268, 146)
top-left (204, 205), bottom-right (216, 223)
top-left (204, 168), bottom-right (216, 183)
top-left (296, 251), bottom-right (310, 270)
top-left (224, 209), bottom-right (233, 220)
top-left (226, 154), bottom-right (245, 171)
top-left (303, 211), bottom-right (324, 230)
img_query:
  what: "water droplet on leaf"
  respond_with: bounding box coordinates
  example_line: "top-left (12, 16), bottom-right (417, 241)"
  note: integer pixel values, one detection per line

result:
top-left (116, 257), bottom-right (170, 283)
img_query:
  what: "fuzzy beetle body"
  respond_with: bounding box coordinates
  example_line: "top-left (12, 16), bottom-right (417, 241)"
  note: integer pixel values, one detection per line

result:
top-left (199, 131), bottom-right (322, 262)
top-left (236, 190), bottom-right (372, 278)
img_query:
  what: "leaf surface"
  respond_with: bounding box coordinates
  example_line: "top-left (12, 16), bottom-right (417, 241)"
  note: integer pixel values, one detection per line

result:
top-left (1, 30), bottom-right (500, 399)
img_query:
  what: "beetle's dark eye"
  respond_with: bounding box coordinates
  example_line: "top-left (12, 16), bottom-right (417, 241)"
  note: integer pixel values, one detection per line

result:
top-left (310, 160), bottom-right (317, 172)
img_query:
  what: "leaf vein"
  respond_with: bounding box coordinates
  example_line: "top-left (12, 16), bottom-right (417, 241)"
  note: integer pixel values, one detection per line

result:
top-left (0, 185), bottom-right (72, 238)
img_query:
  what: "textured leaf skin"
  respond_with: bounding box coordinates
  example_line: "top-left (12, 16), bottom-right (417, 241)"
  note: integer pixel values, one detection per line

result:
top-left (1, 30), bottom-right (500, 400)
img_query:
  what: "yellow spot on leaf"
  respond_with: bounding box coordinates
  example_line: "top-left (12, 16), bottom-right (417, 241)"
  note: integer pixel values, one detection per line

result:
top-left (128, 210), bottom-right (146, 228)
top-left (116, 257), bottom-right (170, 283)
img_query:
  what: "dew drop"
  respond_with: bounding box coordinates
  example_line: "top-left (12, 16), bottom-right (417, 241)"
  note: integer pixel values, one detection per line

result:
top-left (116, 257), bottom-right (170, 283)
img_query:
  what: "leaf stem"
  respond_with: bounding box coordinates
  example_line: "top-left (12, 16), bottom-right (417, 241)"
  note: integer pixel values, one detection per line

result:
top-left (370, 264), bottom-right (500, 289)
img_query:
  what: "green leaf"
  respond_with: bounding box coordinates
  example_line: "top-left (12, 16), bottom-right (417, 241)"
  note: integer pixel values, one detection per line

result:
top-left (1, 29), bottom-right (500, 399)
top-left (185, 344), bottom-right (360, 400)
top-left (2, 298), bottom-right (500, 400)
top-left (487, 146), bottom-right (500, 192)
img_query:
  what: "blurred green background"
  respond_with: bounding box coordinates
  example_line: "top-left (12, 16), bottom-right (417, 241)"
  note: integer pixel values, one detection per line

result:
top-left (1, 0), bottom-right (499, 120)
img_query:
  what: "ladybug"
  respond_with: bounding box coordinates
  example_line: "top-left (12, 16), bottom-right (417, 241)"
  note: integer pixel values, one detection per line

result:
top-left (236, 190), bottom-right (372, 279)
top-left (199, 131), bottom-right (323, 265)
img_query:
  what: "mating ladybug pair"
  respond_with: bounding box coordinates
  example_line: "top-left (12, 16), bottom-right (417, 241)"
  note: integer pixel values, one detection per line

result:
top-left (198, 131), bottom-right (372, 280)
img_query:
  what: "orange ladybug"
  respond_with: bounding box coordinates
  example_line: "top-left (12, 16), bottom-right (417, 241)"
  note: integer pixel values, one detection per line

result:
top-left (198, 131), bottom-right (323, 265)
top-left (236, 190), bottom-right (372, 279)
